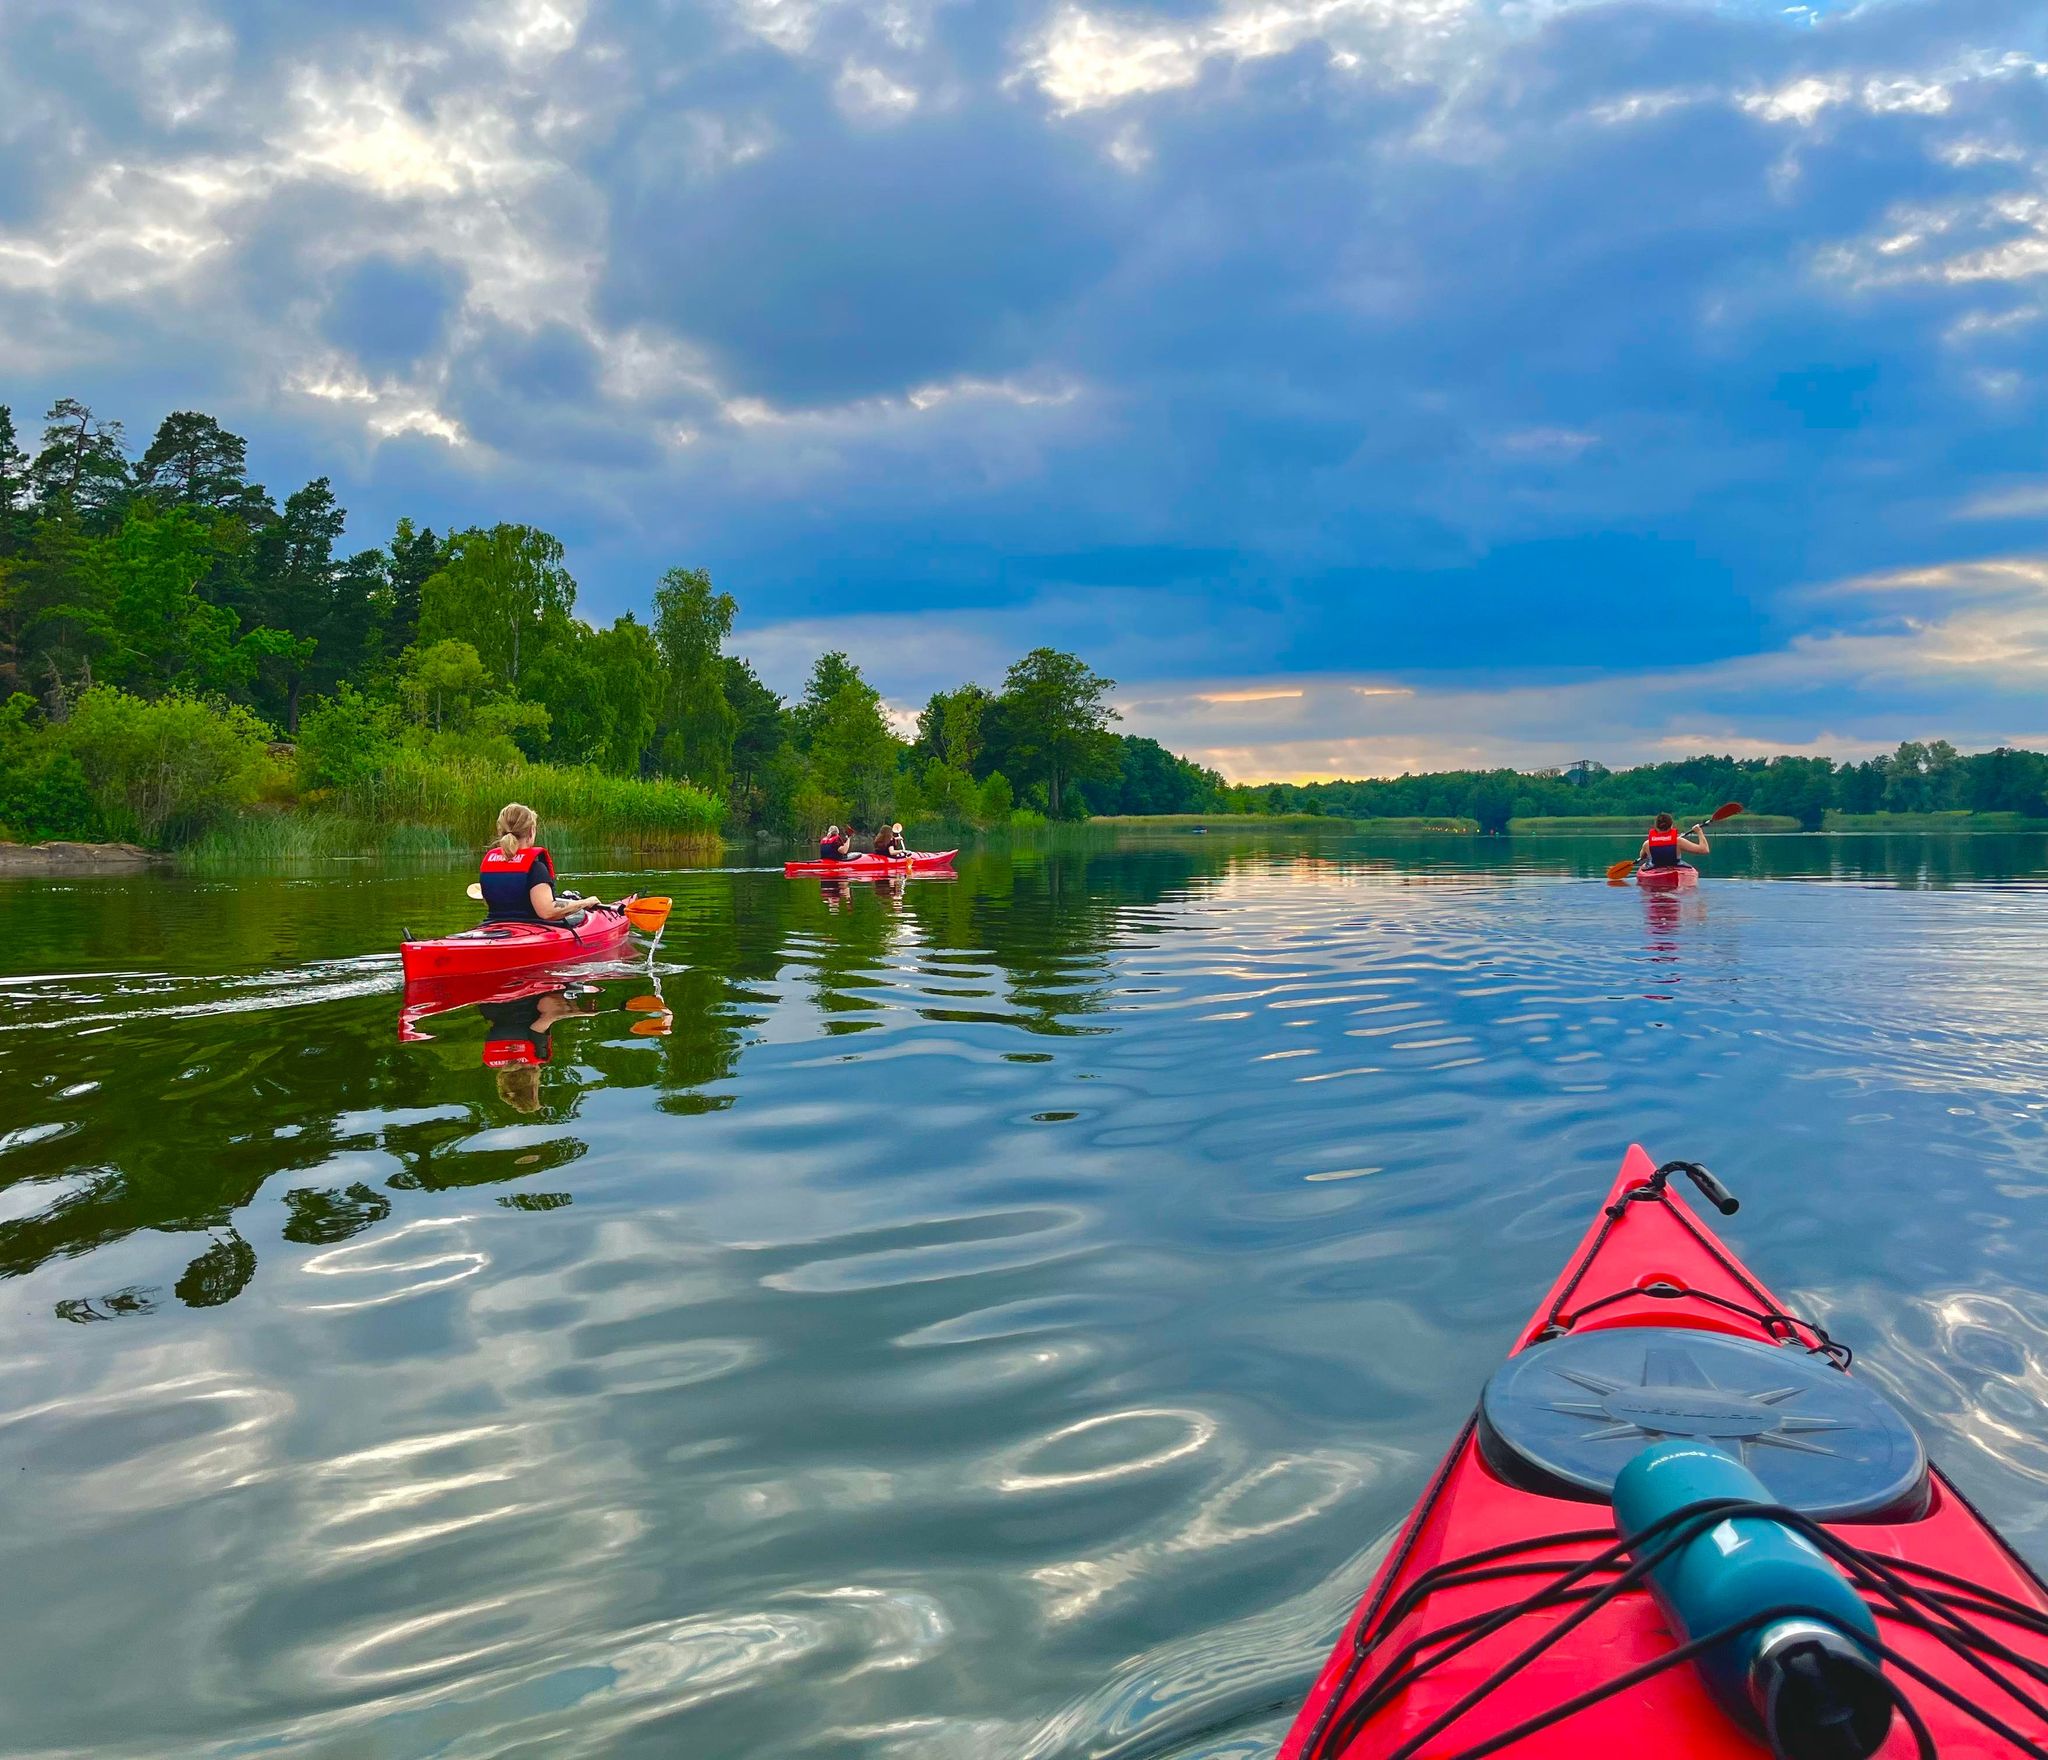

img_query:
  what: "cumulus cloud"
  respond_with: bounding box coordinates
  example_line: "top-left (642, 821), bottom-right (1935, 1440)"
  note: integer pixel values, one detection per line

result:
top-left (0, 0), bottom-right (2044, 770)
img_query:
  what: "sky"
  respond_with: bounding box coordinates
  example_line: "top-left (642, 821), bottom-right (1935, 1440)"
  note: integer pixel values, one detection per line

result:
top-left (2, 0), bottom-right (2045, 781)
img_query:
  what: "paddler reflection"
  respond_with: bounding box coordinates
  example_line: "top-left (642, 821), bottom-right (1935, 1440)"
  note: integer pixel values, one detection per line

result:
top-left (482, 984), bottom-right (599, 1111)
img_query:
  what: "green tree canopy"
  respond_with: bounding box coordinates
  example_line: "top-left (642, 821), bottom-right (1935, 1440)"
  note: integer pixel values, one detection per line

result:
top-left (0, 406), bottom-right (29, 558)
top-left (809, 665), bottom-right (901, 824)
top-left (419, 524), bottom-right (576, 690)
top-left (32, 399), bottom-right (129, 526)
top-left (652, 565), bottom-right (737, 788)
top-left (133, 411), bottom-right (270, 520)
top-left (998, 647), bottom-right (1119, 816)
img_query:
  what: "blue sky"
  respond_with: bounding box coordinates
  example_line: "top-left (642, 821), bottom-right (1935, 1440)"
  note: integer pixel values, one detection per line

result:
top-left (2, 0), bottom-right (2044, 779)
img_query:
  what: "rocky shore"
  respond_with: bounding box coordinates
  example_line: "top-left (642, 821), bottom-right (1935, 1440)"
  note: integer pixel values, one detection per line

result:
top-left (0, 841), bottom-right (161, 872)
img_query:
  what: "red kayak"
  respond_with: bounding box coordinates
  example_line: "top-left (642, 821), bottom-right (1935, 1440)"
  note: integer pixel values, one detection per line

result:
top-left (1284, 1146), bottom-right (2048, 1759)
top-left (399, 906), bottom-right (631, 983)
top-left (1637, 862), bottom-right (1699, 891)
top-left (783, 848), bottom-right (958, 877)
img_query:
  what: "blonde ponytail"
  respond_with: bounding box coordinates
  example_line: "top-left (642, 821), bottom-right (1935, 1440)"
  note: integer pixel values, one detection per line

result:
top-left (496, 801), bottom-right (538, 856)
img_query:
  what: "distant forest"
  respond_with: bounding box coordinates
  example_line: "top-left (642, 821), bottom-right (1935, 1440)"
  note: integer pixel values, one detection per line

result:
top-left (1246, 743), bottom-right (2048, 833)
top-left (3, 397), bottom-right (2042, 849)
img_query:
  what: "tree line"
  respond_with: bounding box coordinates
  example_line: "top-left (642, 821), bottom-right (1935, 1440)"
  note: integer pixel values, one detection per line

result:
top-left (0, 397), bottom-right (1225, 846)
top-left (1245, 744), bottom-right (2048, 831)
top-left (8, 397), bottom-right (2041, 851)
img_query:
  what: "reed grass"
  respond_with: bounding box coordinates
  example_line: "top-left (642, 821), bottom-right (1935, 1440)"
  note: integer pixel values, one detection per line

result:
top-left (181, 752), bottom-right (725, 868)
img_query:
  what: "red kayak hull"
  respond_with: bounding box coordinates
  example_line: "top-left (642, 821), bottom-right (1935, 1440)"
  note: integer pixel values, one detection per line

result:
top-left (399, 906), bottom-right (632, 983)
top-left (783, 849), bottom-right (958, 877)
top-left (1635, 862), bottom-right (1698, 890)
top-left (1282, 1145), bottom-right (2048, 1759)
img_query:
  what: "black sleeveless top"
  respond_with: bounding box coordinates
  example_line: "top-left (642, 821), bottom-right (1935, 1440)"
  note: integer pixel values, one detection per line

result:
top-left (479, 845), bottom-right (555, 921)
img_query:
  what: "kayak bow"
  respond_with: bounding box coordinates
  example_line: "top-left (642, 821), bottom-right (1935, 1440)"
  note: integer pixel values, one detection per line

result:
top-left (1283, 1147), bottom-right (2048, 1758)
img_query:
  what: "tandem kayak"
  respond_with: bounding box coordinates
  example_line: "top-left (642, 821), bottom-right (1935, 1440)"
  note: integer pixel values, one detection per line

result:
top-left (1636, 862), bottom-right (1699, 891)
top-left (782, 849), bottom-right (958, 877)
top-left (399, 906), bottom-right (632, 983)
top-left (1283, 1146), bottom-right (2048, 1759)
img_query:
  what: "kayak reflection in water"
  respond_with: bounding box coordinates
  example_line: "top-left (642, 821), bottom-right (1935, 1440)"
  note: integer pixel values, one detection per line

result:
top-left (480, 802), bottom-right (633, 925)
top-left (1635, 810), bottom-right (1710, 873)
top-left (482, 984), bottom-right (599, 1111)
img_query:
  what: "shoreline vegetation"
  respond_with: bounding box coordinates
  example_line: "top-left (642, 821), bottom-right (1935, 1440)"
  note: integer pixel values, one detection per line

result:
top-left (9, 806), bottom-right (2047, 877)
top-left (10, 401), bottom-right (2048, 861)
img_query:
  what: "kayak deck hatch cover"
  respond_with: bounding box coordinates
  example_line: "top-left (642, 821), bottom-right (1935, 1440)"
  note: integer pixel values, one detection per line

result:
top-left (1282, 1145), bottom-right (2048, 1758)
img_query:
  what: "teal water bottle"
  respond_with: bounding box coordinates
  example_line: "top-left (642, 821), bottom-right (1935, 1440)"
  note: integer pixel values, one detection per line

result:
top-left (1612, 1440), bottom-right (1892, 1759)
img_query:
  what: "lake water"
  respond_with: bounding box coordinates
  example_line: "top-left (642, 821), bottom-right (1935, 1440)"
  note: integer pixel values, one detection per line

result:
top-left (6, 831), bottom-right (2048, 1759)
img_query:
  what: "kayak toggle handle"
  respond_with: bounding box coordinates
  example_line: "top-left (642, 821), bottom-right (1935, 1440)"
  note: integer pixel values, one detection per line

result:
top-left (1648, 1159), bottom-right (1740, 1215)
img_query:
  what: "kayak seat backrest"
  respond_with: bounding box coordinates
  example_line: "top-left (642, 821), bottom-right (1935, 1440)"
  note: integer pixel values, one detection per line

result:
top-left (1476, 1326), bottom-right (1930, 1522)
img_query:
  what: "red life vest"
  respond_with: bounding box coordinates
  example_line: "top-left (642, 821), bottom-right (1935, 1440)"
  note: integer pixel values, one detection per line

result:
top-left (1644, 826), bottom-right (1680, 869)
top-left (479, 845), bottom-right (555, 920)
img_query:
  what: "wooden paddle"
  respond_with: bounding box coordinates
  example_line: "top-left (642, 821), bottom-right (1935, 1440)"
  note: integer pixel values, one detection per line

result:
top-left (1605, 801), bottom-right (1745, 883)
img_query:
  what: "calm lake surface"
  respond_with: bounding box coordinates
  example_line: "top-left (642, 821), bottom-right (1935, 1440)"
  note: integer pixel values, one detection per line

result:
top-left (6, 831), bottom-right (2048, 1759)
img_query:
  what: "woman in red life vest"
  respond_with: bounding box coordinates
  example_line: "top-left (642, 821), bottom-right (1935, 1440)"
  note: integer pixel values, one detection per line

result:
top-left (478, 802), bottom-right (624, 924)
top-left (1636, 811), bottom-right (1711, 873)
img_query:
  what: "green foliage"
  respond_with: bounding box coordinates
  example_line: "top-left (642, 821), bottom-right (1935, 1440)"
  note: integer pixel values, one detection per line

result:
top-left (919, 760), bottom-right (979, 824)
top-left (419, 524), bottom-right (576, 689)
top-left (998, 647), bottom-right (1119, 816)
top-left (399, 639), bottom-right (492, 731)
top-left (916, 683), bottom-right (994, 773)
top-left (101, 504), bottom-right (258, 696)
top-left (652, 566), bottom-right (738, 787)
top-left (59, 686), bottom-right (274, 845)
top-left (725, 654), bottom-right (788, 797)
top-left (133, 410), bottom-right (268, 518)
top-left (333, 745), bottom-right (720, 845)
top-left (0, 693), bottom-right (102, 840)
top-left (295, 684), bottom-right (402, 792)
top-left (0, 405), bottom-right (31, 558)
top-left (975, 770), bottom-right (1014, 826)
top-left (809, 670), bottom-right (902, 824)
top-left (525, 615), bottom-right (660, 773)
top-left (32, 398), bottom-right (129, 525)
top-left (793, 650), bottom-right (865, 749)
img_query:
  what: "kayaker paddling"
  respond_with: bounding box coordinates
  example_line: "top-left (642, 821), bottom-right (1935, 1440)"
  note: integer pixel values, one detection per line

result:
top-left (1604, 802), bottom-right (1744, 885)
top-left (1636, 810), bottom-right (1710, 874)
top-left (479, 803), bottom-right (624, 925)
top-left (872, 822), bottom-right (907, 859)
top-left (819, 824), bottom-right (853, 863)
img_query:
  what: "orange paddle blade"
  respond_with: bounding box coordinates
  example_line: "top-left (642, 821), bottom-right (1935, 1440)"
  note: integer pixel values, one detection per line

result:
top-left (1606, 858), bottom-right (1639, 882)
top-left (625, 897), bottom-right (672, 934)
